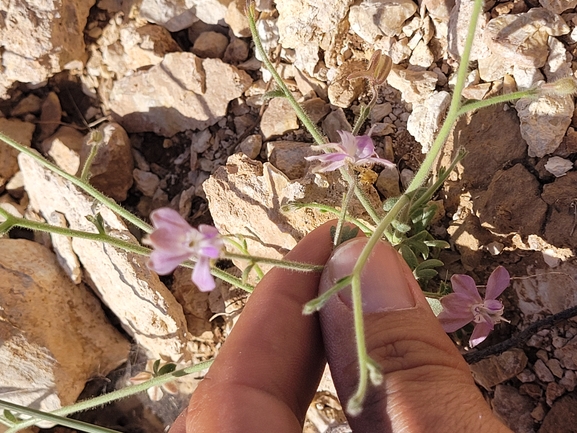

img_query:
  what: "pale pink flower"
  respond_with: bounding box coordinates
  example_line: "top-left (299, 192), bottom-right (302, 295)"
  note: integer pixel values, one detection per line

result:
top-left (144, 208), bottom-right (223, 292)
top-left (438, 266), bottom-right (510, 347)
top-left (305, 130), bottom-right (395, 173)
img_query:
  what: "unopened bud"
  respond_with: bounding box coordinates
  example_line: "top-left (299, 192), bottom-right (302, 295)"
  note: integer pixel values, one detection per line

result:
top-left (348, 50), bottom-right (392, 87)
top-left (538, 77), bottom-right (577, 96)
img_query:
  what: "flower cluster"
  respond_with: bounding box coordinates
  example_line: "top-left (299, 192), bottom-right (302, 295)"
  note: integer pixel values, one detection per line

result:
top-left (144, 208), bottom-right (223, 292)
top-left (437, 266), bottom-right (510, 347)
top-left (305, 130), bottom-right (395, 173)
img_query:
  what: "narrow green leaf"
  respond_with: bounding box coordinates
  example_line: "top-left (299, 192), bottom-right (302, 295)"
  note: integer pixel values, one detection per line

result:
top-left (263, 89), bottom-right (286, 101)
top-left (415, 268), bottom-right (438, 280)
top-left (399, 244), bottom-right (419, 269)
top-left (152, 359), bottom-right (160, 376)
top-left (415, 259), bottom-right (444, 270)
top-left (157, 363), bottom-right (177, 376)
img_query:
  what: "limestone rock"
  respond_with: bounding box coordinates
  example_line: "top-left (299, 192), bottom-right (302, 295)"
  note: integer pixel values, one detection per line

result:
top-left (541, 172), bottom-right (577, 248)
top-left (40, 127), bottom-right (84, 176)
top-left (539, 0), bottom-right (577, 14)
top-left (545, 156), bottom-right (573, 177)
top-left (139, 0), bottom-right (231, 31)
top-left (0, 239), bottom-right (129, 416)
top-left (448, 0), bottom-right (490, 61)
top-left (492, 385), bottom-right (536, 433)
top-left (260, 98), bottom-right (299, 140)
top-left (376, 165), bottom-right (401, 198)
top-left (322, 109), bottom-right (352, 143)
top-left (239, 134), bottom-right (263, 159)
top-left (301, 98), bottom-right (331, 124)
top-left (109, 53), bottom-right (252, 136)
top-left (225, 0), bottom-right (251, 37)
top-left (328, 60), bottom-right (365, 108)
top-left (539, 393), bottom-right (577, 433)
top-left (484, 8), bottom-right (569, 69)
top-left (387, 66), bottom-right (438, 104)
top-left (516, 94), bottom-right (573, 158)
top-left (223, 38), bottom-right (250, 63)
top-left (192, 31), bottom-right (229, 59)
top-left (267, 141), bottom-right (314, 180)
top-left (0, 118), bottom-right (35, 189)
top-left (470, 349), bottom-right (528, 390)
top-left (475, 164), bottom-right (547, 238)
top-left (349, 0), bottom-right (417, 43)
top-left (19, 153), bottom-right (190, 361)
top-left (407, 91), bottom-right (450, 153)
top-left (0, 0), bottom-right (96, 96)
top-left (133, 169), bottom-right (160, 197)
top-left (203, 153), bottom-right (377, 273)
top-left (80, 123), bottom-right (134, 202)
top-left (543, 37), bottom-right (572, 83)
top-left (100, 23), bottom-right (181, 78)
top-left (515, 261), bottom-right (577, 321)
top-left (38, 92), bottom-right (62, 142)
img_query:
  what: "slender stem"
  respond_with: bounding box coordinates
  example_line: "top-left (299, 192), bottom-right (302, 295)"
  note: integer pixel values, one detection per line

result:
top-left (224, 237), bottom-right (265, 279)
top-left (457, 88), bottom-right (537, 117)
top-left (303, 275), bottom-right (353, 314)
top-left (3, 361), bottom-right (213, 433)
top-left (351, 85), bottom-right (378, 136)
top-left (334, 177), bottom-right (357, 246)
top-left (246, 4), bottom-right (325, 145)
top-left (225, 252), bottom-right (324, 272)
top-left (209, 267), bottom-right (254, 292)
top-left (404, 0), bottom-right (483, 195)
top-left (0, 131), bottom-right (152, 233)
top-left (0, 400), bottom-right (121, 433)
top-left (80, 139), bottom-right (100, 181)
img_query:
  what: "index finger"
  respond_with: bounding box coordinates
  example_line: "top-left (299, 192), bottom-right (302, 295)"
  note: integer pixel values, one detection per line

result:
top-left (184, 221), bottom-right (337, 432)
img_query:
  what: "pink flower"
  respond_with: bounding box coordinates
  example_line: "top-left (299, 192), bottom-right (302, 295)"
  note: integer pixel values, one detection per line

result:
top-left (144, 208), bottom-right (223, 292)
top-left (305, 130), bottom-right (395, 173)
top-left (437, 266), bottom-right (510, 347)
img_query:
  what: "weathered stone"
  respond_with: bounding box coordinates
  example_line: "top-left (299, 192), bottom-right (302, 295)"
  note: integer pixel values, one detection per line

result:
top-left (484, 8), bottom-right (569, 69)
top-left (38, 92), bottom-right (62, 141)
top-left (555, 336), bottom-right (577, 370)
top-left (535, 359), bottom-right (556, 382)
top-left (10, 94), bottom-right (43, 117)
top-left (267, 141), bottom-right (314, 180)
top-left (539, 393), bottom-right (577, 432)
top-left (40, 127), bottom-right (84, 176)
top-left (478, 52), bottom-right (513, 82)
top-left (260, 97), bottom-right (299, 139)
top-left (322, 109), bottom-right (352, 143)
top-left (475, 164), bottom-right (547, 237)
top-left (239, 134), bottom-right (263, 159)
top-left (19, 154), bottom-right (190, 361)
top-left (223, 38), bottom-right (250, 63)
top-left (492, 385), bottom-right (536, 433)
top-left (387, 66), bottom-right (438, 104)
top-left (516, 94), bottom-right (573, 158)
top-left (543, 37), bottom-right (572, 82)
top-left (539, 0), bottom-right (577, 14)
top-left (133, 169), bottom-right (160, 197)
top-left (5, 171), bottom-right (24, 199)
top-left (470, 349), bottom-right (528, 390)
top-left (515, 262), bottom-right (577, 322)
top-left (80, 123), bottom-right (134, 202)
top-left (100, 23), bottom-right (181, 78)
top-left (0, 0), bottom-right (96, 96)
top-left (409, 39), bottom-right (434, 67)
top-left (547, 358), bottom-right (565, 378)
top-left (560, 370), bottom-right (577, 392)
top-left (0, 239), bottom-right (129, 416)
top-left (301, 98), bottom-right (331, 124)
top-left (109, 53), bottom-right (252, 136)
top-left (349, 0), bottom-right (417, 43)
top-left (448, 0), bottom-right (490, 61)
top-left (225, 0), bottom-right (250, 37)
top-left (422, 0), bottom-right (455, 20)
top-left (192, 31), bottom-right (229, 59)
top-left (328, 60), bottom-right (365, 108)
top-left (47, 212), bottom-right (83, 284)
top-left (376, 165), bottom-right (401, 198)
top-left (546, 382), bottom-right (567, 406)
top-left (0, 118), bottom-right (35, 190)
top-left (545, 156), bottom-right (573, 177)
top-left (139, 0), bottom-right (231, 31)
top-left (542, 172), bottom-right (577, 248)
top-left (513, 65), bottom-right (544, 90)
top-left (407, 91), bottom-right (450, 153)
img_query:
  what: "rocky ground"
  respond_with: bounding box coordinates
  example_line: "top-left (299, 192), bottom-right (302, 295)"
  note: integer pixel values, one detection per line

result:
top-left (2, 0), bottom-right (577, 432)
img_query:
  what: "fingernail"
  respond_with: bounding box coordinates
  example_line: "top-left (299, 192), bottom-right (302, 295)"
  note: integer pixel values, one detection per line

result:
top-left (321, 238), bottom-right (416, 313)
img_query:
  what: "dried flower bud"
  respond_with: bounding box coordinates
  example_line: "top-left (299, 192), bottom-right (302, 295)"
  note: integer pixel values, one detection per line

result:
top-left (538, 77), bottom-right (577, 96)
top-left (348, 50), bottom-right (393, 87)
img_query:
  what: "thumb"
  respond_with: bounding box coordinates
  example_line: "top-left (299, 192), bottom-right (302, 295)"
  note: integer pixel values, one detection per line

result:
top-left (319, 237), bottom-right (511, 433)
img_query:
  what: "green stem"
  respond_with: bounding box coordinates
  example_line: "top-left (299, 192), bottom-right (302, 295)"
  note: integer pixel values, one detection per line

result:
top-left (334, 176), bottom-right (357, 246)
top-left (3, 361), bottom-right (213, 433)
top-left (0, 401), bottom-right (120, 433)
top-left (456, 88), bottom-right (537, 117)
top-left (0, 131), bottom-right (152, 233)
top-left (224, 237), bottom-right (265, 279)
top-left (209, 267), bottom-right (255, 292)
top-left (225, 252), bottom-right (324, 272)
top-left (351, 85), bottom-right (379, 136)
top-left (80, 138), bottom-right (100, 181)
top-left (302, 275), bottom-right (353, 314)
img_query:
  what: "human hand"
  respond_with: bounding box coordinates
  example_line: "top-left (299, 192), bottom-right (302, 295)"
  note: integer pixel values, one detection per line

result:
top-left (169, 221), bottom-right (513, 433)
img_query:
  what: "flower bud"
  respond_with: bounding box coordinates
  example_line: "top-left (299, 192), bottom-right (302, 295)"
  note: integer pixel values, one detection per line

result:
top-left (538, 77), bottom-right (577, 96)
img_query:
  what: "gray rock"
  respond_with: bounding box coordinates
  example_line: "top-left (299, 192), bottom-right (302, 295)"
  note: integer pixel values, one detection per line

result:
top-left (0, 118), bottom-right (35, 190)
top-left (387, 66), bottom-right (438, 104)
top-left (139, 0), bottom-right (230, 30)
top-left (0, 239), bottom-right (129, 419)
top-left (535, 359), bottom-right (556, 382)
top-left (267, 141), bottom-right (314, 180)
top-left (40, 127), bottom-right (84, 176)
top-left (539, 393), bottom-right (577, 433)
top-left (554, 336), bottom-right (577, 370)
top-left (545, 156), bottom-right (573, 177)
top-left (376, 165), bottom-right (401, 198)
top-left (448, 0), bottom-right (489, 61)
top-left (109, 53), bottom-right (252, 136)
top-left (192, 31), bottom-right (229, 59)
top-left (349, 0), bottom-right (417, 42)
top-left (239, 135), bottom-right (263, 159)
top-left (133, 169), bottom-right (161, 197)
top-left (322, 109), bottom-right (352, 143)
top-left (539, 0), bottom-right (577, 14)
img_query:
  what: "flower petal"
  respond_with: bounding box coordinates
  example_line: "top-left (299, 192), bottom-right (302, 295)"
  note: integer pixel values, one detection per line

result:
top-left (355, 135), bottom-right (376, 159)
top-left (192, 256), bottom-right (216, 291)
top-left (148, 250), bottom-right (191, 275)
top-left (336, 130), bottom-right (357, 156)
top-left (450, 274), bottom-right (482, 303)
top-left (485, 266), bottom-right (510, 300)
top-left (470, 321), bottom-right (494, 347)
top-left (437, 293), bottom-right (475, 332)
top-left (150, 207), bottom-right (191, 232)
